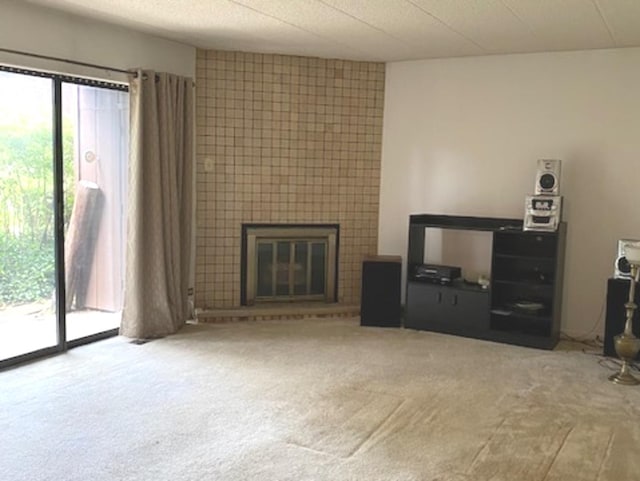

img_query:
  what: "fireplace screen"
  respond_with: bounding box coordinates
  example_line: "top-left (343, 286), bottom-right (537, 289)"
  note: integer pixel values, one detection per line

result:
top-left (243, 225), bottom-right (337, 305)
top-left (256, 240), bottom-right (326, 299)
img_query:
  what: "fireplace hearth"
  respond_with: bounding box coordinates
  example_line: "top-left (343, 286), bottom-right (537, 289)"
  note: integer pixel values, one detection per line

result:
top-left (241, 224), bottom-right (338, 305)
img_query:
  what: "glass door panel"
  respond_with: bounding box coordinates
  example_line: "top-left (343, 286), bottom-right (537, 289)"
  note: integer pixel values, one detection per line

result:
top-left (0, 71), bottom-right (58, 361)
top-left (62, 83), bottom-right (128, 341)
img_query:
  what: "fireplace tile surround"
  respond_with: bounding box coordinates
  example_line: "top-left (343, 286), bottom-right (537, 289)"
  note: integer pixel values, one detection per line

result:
top-left (194, 49), bottom-right (385, 318)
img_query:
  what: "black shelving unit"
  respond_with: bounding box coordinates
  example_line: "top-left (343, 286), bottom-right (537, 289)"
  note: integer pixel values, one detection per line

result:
top-left (489, 226), bottom-right (566, 348)
top-left (405, 214), bottom-right (566, 349)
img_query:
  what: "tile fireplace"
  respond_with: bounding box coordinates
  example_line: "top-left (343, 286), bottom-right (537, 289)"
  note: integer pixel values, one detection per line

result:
top-left (242, 224), bottom-right (338, 305)
top-left (194, 49), bottom-right (384, 312)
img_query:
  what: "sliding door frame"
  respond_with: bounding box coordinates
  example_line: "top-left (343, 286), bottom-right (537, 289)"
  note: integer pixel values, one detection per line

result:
top-left (53, 77), bottom-right (67, 354)
top-left (0, 65), bottom-right (127, 370)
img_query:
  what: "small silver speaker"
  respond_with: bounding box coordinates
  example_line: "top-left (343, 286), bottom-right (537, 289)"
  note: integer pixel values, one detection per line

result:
top-left (535, 159), bottom-right (561, 196)
top-left (615, 239), bottom-right (640, 279)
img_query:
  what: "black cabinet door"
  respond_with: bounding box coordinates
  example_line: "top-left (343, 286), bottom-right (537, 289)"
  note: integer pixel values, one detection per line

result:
top-left (406, 282), bottom-right (443, 329)
top-left (448, 289), bottom-right (490, 331)
top-left (406, 282), bottom-right (489, 332)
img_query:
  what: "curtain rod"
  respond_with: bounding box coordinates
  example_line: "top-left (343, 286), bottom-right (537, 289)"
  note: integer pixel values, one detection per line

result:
top-left (0, 47), bottom-right (196, 86)
top-left (0, 47), bottom-right (131, 75)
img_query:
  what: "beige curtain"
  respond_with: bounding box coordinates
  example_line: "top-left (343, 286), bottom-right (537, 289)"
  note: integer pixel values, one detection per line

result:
top-left (120, 70), bottom-right (194, 339)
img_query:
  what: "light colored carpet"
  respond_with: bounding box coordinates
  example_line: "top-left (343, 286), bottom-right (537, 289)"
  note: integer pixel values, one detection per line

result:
top-left (1, 318), bottom-right (639, 481)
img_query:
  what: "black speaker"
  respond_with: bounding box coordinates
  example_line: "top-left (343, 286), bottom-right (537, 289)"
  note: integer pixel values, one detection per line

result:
top-left (604, 278), bottom-right (640, 359)
top-left (360, 255), bottom-right (402, 327)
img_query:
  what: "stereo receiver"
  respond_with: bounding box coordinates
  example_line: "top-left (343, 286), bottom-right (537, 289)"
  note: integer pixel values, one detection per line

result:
top-left (412, 264), bottom-right (461, 285)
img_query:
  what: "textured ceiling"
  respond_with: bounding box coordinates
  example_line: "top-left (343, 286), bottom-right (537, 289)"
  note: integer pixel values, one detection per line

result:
top-left (23, 0), bottom-right (640, 61)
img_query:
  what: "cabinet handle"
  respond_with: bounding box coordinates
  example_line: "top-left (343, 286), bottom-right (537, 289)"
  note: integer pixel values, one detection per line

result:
top-left (452, 294), bottom-right (458, 306)
top-left (437, 292), bottom-right (442, 303)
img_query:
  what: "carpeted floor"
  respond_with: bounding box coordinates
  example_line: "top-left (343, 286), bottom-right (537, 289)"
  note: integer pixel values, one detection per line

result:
top-left (1, 318), bottom-right (639, 481)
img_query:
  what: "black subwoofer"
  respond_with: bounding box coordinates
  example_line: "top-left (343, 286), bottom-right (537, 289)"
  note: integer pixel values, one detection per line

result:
top-left (604, 278), bottom-right (640, 359)
top-left (360, 255), bottom-right (402, 328)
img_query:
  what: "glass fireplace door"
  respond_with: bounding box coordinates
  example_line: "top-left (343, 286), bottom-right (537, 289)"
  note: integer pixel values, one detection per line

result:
top-left (256, 239), bottom-right (327, 301)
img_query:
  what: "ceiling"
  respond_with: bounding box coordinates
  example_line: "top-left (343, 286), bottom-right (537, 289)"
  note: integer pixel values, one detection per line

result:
top-left (24, 0), bottom-right (640, 62)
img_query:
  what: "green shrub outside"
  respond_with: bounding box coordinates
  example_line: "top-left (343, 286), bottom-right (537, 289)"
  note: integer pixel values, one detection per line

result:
top-left (0, 120), bottom-right (74, 307)
top-left (0, 234), bottom-right (55, 306)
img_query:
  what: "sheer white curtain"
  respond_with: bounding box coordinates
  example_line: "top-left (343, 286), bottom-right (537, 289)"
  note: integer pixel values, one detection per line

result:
top-left (121, 69), bottom-right (194, 339)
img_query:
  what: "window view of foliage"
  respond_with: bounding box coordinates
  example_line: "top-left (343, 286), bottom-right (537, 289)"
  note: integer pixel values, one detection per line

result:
top-left (0, 111), bottom-right (75, 306)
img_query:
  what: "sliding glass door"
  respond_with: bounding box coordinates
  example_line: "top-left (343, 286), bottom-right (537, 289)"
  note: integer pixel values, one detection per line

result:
top-left (62, 83), bottom-right (128, 342)
top-left (0, 67), bottom-right (128, 366)
top-left (0, 71), bottom-right (58, 360)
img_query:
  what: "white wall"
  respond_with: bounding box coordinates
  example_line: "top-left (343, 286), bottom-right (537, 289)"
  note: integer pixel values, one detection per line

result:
top-left (380, 47), bottom-right (640, 339)
top-left (0, 0), bottom-right (195, 82)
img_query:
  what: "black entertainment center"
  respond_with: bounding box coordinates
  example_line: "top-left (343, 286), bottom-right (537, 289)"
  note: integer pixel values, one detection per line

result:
top-left (405, 214), bottom-right (567, 349)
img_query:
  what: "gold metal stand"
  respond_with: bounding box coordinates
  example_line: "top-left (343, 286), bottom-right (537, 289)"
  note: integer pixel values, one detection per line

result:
top-left (609, 265), bottom-right (640, 385)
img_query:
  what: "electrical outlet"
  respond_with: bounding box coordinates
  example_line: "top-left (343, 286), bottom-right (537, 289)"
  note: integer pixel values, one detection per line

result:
top-left (204, 157), bottom-right (214, 172)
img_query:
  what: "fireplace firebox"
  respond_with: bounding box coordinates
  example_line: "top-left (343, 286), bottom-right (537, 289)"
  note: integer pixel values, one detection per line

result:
top-left (241, 224), bottom-right (338, 305)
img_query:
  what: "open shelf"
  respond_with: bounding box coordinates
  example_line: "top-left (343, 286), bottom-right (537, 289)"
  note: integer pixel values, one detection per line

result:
top-left (493, 231), bottom-right (558, 258)
top-left (490, 312), bottom-right (552, 338)
top-left (492, 279), bottom-right (554, 289)
top-left (494, 253), bottom-right (554, 262)
top-left (490, 308), bottom-right (552, 323)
